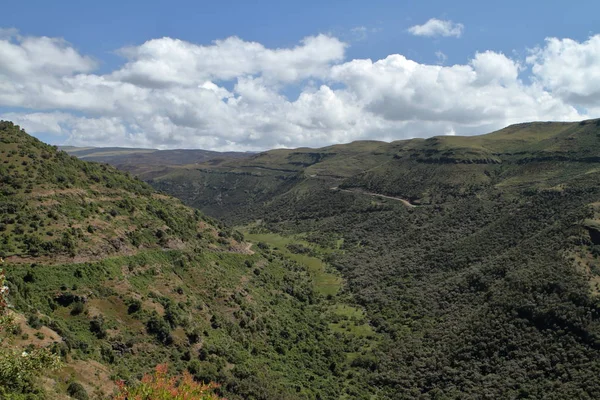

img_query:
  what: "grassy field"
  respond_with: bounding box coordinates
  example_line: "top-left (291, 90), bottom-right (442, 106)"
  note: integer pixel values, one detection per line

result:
top-left (240, 229), bottom-right (342, 296)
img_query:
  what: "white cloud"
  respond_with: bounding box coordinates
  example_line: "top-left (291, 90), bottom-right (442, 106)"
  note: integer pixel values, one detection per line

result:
top-left (111, 34), bottom-right (346, 87)
top-left (471, 51), bottom-right (521, 86)
top-left (0, 31), bottom-right (96, 80)
top-left (528, 35), bottom-right (600, 107)
top-left (408, 18), bottom-right (464, 38)
top-left (1, 111), bottom-right (73, 135)
top-left (0, 29), bottom-right (596, 151)
top-left (330, 52), bottom-right (578, 126)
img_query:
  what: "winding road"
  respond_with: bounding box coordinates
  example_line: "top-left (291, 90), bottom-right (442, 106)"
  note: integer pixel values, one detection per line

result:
top-left (330, 187), bottom-right (417, 208)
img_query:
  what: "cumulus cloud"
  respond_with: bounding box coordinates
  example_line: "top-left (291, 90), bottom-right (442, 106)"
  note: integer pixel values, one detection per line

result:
top-left (112, 34), bottom-right (346, 87)
top-left (0, 30), bottom-right (96, 79)
top-left (330, 52), bottom-right (577, 126)
top-left (528, 35), bottom-right (600, 107)
top-left (0, 29), bottom-right (596, 151)
top-left (408, 18), bottom-right (464, 38)
top-left (0, 111), bottom-right (74, 135)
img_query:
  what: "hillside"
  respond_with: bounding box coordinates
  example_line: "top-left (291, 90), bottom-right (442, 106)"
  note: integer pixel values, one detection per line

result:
top-left (127, 119), bottom-right (600, 222)
top-left (0, 121), bottom-right (373, 399)
top-left (95, 119), bottom-right (600, 398)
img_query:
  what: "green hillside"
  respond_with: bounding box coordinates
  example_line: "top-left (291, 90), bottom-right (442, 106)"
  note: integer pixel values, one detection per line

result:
top-left (0, 121), bottom-right (373, 399)
top-left (112, 119), bottom-right (600, 399)
top-left (136, 119), bottom-right (600, 219)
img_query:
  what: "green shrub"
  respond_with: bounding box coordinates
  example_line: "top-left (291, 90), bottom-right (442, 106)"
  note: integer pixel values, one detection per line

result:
top-left (146, 313), bottom-right (173, 345)
top-left (70, 301), bottom-right (85, 316)
top-left (66, 382), bottom-right (89, 400)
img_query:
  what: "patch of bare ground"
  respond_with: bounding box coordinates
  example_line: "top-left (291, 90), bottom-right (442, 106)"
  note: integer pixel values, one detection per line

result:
top-left (43, 359), bottom-right (117, 399)
top-left (9, 312), bottom-right (63, 347)
top-left (151, 193), bottom-right (172, 200)
top-left (229, 241), bottom-right (254, 255)
top-left (32, 188), bottom-right (89, 198)
top-left (171, 326), bottom-right (188, 345)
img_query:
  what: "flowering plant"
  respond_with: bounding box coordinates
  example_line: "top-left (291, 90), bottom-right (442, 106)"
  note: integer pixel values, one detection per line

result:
top-left (115, 364), bottom-right (224, 400)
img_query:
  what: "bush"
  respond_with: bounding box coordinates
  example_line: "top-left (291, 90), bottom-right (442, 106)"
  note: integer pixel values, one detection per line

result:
top-left (115, 364), bottom-right (223, 400)
top-left (67, 382), bottom-right (89, 400)
top-left (70, 301), bottom-right (85, 316)
top-left (0, 269), bottom-right (61, 391)
top-left (89, 316), bottom-right (107, 339)
top-left (27, 314), bottom-right (42, 329)
top-left (146, 313), bottom-right (173, 345)
top-left (126, 298), bottom-right (142, 314)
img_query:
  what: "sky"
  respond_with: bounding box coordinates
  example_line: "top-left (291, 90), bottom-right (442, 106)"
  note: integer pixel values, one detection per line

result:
top-left (1, 0), bottom-right (600, 151)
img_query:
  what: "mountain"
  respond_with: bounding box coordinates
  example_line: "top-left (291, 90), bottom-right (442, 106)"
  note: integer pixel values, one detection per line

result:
top-left (0, 121), bottom-right (372, 399)
top-left (124, 119), bottom-right (600, 223)
top-left (61, 146), bottom-right (252, 181)
top-left (89, 119), bottom-right (600, 398)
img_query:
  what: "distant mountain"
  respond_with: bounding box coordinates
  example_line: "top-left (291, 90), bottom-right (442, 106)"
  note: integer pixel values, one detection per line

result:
top-left (62, 145), bottom-right (253, 180)
top-left (136, 119), bottom-right (600, 220)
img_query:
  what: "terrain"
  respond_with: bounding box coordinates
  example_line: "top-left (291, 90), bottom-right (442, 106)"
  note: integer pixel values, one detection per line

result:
top-left (7, 118), bottom-right (600, 399)
top-left (0, 122), bottom-right (372, 399)
top-left (86, 119), bottom-right (600, 399)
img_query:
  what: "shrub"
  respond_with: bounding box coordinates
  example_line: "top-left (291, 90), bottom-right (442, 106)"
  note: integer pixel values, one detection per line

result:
top-left (127, 298), bottom-right (142, 314)
top-left (27, 313), bottom-right (42, 329)
top-left (67, 382), bottom-right (89, 400)
top-left (0, 269), bottom-right (61, 391)
top-left (89, 316), bottom-right (107, 339)
top-left (146, 313), bottom-right (173, 345)
top-left (70, 301), bottom-right (85, 316)
top-left (115, 364), bottom-right (223, 400)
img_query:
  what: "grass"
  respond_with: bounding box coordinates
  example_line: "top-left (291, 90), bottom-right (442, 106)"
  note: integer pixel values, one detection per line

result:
top-left (240, 230), bottom-right (342, 296)
top-left (328, 304), bottom-right (375, 338)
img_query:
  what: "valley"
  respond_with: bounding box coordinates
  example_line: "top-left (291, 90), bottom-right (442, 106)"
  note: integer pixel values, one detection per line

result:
top-left (5, 119), bottom-right (600, 399)
top-left (68, 118), bottom-right (600, 399)
top-left (3, 3), bottom-right (600, 398)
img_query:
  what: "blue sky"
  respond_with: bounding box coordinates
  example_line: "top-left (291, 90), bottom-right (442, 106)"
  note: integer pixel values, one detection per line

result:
top-left (1, 0), bottom-right (600, 149)
top-left (7, 1), bottom-right (597, 70)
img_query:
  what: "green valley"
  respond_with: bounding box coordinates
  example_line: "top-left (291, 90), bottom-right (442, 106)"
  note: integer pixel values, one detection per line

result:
top-left (85, 118), bottom-right (600, 399)
top-left (7, 118), bottom-right (600, 399)
top-left (4, 3), bottom-right (600, 399)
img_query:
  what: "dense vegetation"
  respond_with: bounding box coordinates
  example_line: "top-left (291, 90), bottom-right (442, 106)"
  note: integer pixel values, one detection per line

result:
top-left (0, 121), bottom-right (370, 399)
top-left (119, 119), bottom-right (600, 399)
